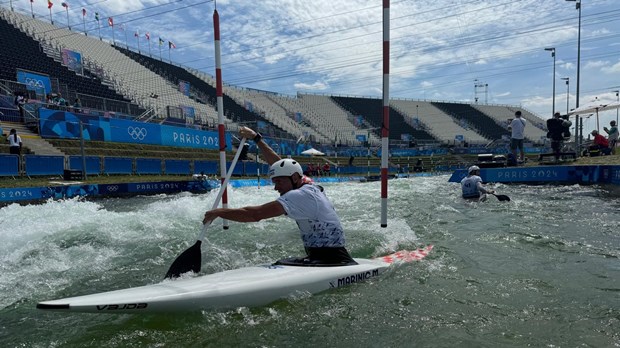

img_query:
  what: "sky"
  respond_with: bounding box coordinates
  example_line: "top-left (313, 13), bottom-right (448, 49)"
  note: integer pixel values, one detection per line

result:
top-left (5, 0), bottom-right (620, 134)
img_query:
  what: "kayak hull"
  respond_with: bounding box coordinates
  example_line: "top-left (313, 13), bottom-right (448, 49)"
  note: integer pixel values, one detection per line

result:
top-left (37, 246), bottom-right (432, 314)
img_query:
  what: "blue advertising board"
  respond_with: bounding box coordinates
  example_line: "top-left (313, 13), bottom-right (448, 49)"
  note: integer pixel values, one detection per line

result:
top-left (61, 49), bottom-right (83, 75)
top-left (16, 69), bottom-right (52, 95)
top-left (38, 109), bottom-right (230, 150)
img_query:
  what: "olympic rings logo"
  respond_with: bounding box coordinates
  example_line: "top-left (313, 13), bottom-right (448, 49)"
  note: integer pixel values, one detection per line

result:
top-left (128, 127), bottom-right (147, 140)
top-left (106, 185), bottom-right (119, 192)
top-left (25, 78), bottom-right (45, 89)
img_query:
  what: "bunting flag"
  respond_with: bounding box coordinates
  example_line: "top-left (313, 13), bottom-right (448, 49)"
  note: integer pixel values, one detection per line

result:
top-left (61, 2), bottom-right (67, 8)
top-left (95, 12), bottom-right (99, 21)
top-left (145, 32), bottom-right (150, 41)
top-left (168, 41), bottom-right (176, 49)
top-left (47, 0), bottom-right (53, 9)
top-left (158, 37), bottom-right (164, 46)
top-left (82, 8), bottom-right (86, 17)
top-left (107, 17), bottom-right (113, 27)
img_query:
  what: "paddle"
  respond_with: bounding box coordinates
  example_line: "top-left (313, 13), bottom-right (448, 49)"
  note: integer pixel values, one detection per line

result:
top-left (165, 137), bottom-right (247, 279)
top-left (491, 193), bottom-right (511, 202)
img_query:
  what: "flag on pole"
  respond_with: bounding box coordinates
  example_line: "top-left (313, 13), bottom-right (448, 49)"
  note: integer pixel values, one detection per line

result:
top-left (145, 32), bottom-right (150, 40)
top-left (158, 37), bottom-right (164, 46)
top-left (95, 12), bottom-right (99, 21)
top-left (134, 30), bottom-right (139, 38)
top-left (108, 17), bottom-right (113, 27)
top-left (168, 41), bottom-right (176, 49)
top-left (47, 0), bottom-right (53, 9)
top-left (61, 2), bottom-right (67, 8)
top-left (31, 0), bottom-right (34, 3)
top-left (82, 8), bottom-right (86, 16)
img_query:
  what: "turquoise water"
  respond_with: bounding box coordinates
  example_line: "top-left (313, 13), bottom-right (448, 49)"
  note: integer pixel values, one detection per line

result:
top-left (1, 176), bottom-right (618, 347)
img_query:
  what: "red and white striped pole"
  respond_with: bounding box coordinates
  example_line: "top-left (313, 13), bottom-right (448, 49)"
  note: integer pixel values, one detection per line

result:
top-left (213, 8), bottom-right (229, 229)
top-left (380, 0), bottom-right (390, 227)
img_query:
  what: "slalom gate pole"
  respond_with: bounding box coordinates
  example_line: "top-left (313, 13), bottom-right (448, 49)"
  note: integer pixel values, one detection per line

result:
top-left (214, 8), bottom-right (229, 230)
top-left (380, 0), bottom-right (390, 228)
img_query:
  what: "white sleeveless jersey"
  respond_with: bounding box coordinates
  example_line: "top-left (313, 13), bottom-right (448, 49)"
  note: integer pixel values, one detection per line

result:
top-left (461, 175), bottom-right (482, 198)
top-left (277, 184), bottom-right (345, 248)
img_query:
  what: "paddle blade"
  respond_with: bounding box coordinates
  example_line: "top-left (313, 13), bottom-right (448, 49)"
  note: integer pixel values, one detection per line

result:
top-left (165, 240), bottom-right (202, 279)
top-left (494, 194), bottom-right (510, 202)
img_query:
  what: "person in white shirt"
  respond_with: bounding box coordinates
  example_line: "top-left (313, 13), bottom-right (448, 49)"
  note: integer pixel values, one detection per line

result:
top-left (508, 111), bottom-right (526, 162)
top-left (202, 127), bottom-right (356, 266)
top-left (7, 129), bottom-right (22, 155)
top-left (461, 165), bottom-right (494, 200)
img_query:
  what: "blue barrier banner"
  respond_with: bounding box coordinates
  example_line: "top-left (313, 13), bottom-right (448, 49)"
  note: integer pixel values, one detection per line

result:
top-left (194, 160), bottom-right (218, 175)
top-left (16, 70), bottom-right (52, 95)
top-left (0, 155), bottom-right (19, 176)
top-left (103, 157), bottom-right (133, 174)
top-left (24, 155), bottom-right (64, 176)
top-left (136, 158), bottom-right (162, 175)
top-left (38, 109), bottom-right (228, 150)
top-left (448, 166), bottom-right (595, 184)
top-left (0, 187), bottom-right (48, 202)
top-left (69, 156), bottom-right (101, 174)
top-left (164, 159), bottom-right (191, 175)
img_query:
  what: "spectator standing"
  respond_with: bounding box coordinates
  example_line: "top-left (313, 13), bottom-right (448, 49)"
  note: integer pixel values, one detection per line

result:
top-left (546, 112), bottom-right (571, 161)
top-left (7, 129), bottom-right (22, 155)
top-left (508, 111), bottom-right (526, 162)
top-left (14, 91), bottom-right (26, 122)
top-left (603, 120), bottom-right (618, 155)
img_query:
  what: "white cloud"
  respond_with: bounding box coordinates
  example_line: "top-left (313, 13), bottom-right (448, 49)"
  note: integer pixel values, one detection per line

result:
top-left (602, 60), bottom-right (620, 74)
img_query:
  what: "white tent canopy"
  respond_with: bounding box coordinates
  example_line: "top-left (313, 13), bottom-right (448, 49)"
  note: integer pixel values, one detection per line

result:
top-left (301, 148), bottom-right (325, 156)
top-left (568, 101), bottom-right (620, 130)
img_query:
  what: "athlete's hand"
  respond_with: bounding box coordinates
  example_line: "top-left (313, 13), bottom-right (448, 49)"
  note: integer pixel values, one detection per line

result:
top-left (203, 210), bottom-right (218, 225)
top-left (239, 126), bottom-right (256, 140)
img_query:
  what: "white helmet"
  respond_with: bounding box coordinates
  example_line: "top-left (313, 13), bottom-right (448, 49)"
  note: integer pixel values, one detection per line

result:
top-left (468, 165), bottom-right (480, 174)
top-left (269, 159), bottom-right (303, 179)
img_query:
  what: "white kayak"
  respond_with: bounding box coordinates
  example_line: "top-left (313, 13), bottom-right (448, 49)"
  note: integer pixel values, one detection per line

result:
top-left (37, 245), bottom-right (433, 314)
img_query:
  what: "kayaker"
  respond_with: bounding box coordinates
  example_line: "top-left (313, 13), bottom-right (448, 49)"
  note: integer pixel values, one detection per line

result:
top-left (461, 165), bottom-right (494, 201)
top-left (202, 126), bottom-right (357, 266)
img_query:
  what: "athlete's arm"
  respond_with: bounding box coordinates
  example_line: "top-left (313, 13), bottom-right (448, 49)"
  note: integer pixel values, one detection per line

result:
top-left (239, 126), bottom-right (281, 165)
top-left (203, 201), bottom-right (285, 224)
top-left (477, 182), bottom-right (494, 194)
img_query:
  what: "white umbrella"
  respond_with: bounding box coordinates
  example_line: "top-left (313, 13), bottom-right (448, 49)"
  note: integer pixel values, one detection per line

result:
top-left (568, 101), bottom-right (620, 130)
top-left (301, 148), bottom-right (325, 156)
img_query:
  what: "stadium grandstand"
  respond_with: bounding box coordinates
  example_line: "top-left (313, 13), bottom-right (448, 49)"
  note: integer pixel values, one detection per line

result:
top-left (0, 6), bottom-right (549, 178)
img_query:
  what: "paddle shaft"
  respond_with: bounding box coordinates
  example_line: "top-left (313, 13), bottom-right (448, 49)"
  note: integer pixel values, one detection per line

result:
top-left (198, 137), bottom-right (246, 242)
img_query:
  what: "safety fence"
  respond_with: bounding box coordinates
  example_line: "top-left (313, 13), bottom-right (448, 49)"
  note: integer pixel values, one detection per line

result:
top-left (0, 154), bottom-right (397, 178)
